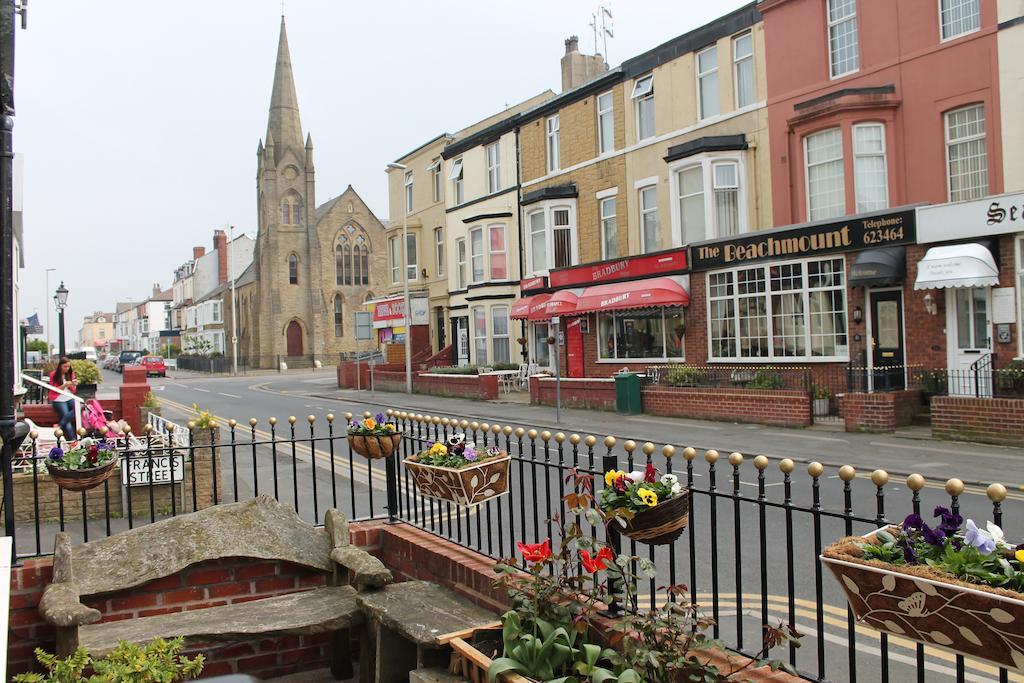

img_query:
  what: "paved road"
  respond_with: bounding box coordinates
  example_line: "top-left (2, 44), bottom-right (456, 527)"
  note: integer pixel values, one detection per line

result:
top-left (73, 368), bottom-right (1024, 682)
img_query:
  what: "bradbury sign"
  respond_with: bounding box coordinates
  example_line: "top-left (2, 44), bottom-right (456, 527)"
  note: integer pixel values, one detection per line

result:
top-left (549, 248), bottom-right (688, 288)
top-left (691, 210), bottom-right (916, 270)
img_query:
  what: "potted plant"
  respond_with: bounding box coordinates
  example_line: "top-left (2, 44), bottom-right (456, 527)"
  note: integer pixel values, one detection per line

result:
top-left (600, 462), bottom-right (689, 545)
top-left (346, 412), bottom-right (401, 459)
top-left (821, 507), bottom-right (1024, 670)
top-left (45, 437), bottom-right (118, 492)
top-left (139, 391), bottom-right (160, 430)
top-left (812, 385), bottom-right (831, 417)
top-left (14, 637), bottom-right (204, 682)
top-left (69, 359), bottom-right (101, 400)
top-left (404, 433), bottom-right (509, 506)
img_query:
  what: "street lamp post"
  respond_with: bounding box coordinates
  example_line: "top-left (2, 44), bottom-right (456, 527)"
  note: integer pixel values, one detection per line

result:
top-left (54, 281), bottom-right (68, 357)
top-left (44, 267), bottom-right (55, 358)
top-left (386, 163), bottom-right (412, 394)
top-left (229, 224), bottom-right (239, 376)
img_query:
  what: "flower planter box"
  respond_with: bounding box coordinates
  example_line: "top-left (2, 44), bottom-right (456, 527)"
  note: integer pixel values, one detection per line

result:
top-left (813, 398), bottom-right (830, 417)
top-left (404, 453), bottom-right (510, 507)
top-left (619, 490), bottom-right (690, 545)
top-left (348, 433), bottom-right (402, 460)
top-left (46, 458), bottom-right (117, 492)
top-left (822, 528), bottom-right (1024, 671)
top-left (76, 383), bottom-right (98, 400)
top-left (448, 631), bottom-right (534, 683)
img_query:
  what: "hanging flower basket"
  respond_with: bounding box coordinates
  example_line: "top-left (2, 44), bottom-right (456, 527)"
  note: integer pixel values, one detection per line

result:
top-left (619, 490), bottom-right (690, 545)
top-left (822, 526), bottom-right (1024, 671)
top-left (45, 439), bottom-right (119, 492)
top-left (404, 434), bottom-right (509, 506)
top-left (346, 413), bottom-right (401, 460)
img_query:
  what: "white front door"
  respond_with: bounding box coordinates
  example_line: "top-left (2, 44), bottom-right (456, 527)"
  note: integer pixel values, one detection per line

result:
top-left (946, 287), bottom-right (992, 396)
top-left (456, 318), bottom-right (470, 366)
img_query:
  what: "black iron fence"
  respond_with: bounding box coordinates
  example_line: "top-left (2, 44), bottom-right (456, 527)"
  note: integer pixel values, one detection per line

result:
top-left (6, 411), bottom-right (1018, 683)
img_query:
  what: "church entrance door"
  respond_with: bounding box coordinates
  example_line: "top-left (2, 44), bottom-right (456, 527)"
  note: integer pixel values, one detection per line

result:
top-left (286, 321), bottom-right (303, 357)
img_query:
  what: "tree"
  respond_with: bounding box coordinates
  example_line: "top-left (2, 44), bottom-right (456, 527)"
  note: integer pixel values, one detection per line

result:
top-left (26, 339), bottom-right (48, 353)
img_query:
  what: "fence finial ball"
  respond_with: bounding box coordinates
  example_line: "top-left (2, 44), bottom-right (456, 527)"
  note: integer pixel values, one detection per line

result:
top-left (603, 435), bottom-right (616, 449)
top-left (441, 417), bottom-right (450, 426)
top-left (307, 415), bottom-right (316, 424)
top-left (54, 428), bottom-right (63, 439)
top-left (871, 469), bottom-right (889, 487)
top-left (417, 414), bottom-right (425, 423)
top-left (662, 444), bottom-right (675, 458)
top-left (434, 416), bottom-right (443, 425)
top-left (682, 446), bottom-right (697, 461)
top-left (779, 458), bottom-right (795, 474)
top-left (906, 473), bottom-right (925, 491)
top-left (555, 432), bottom-right (565, 443)
top-left (480, 422), bottom-right (490, 432)
top-left (363, 411), bottom-right (372, 419)
top-left (753, 455), bottom-right (769, 470)
top-left (503, 426), bottom-right (513, 436)
top-left (250, 418), bottom-right (259, 427)
top-left (807, 461), bottom-right (824, 478)
top-left (729, 452), bottom-right (744, 467)
top-left (459, 419), bottom-right (470, 429)
top-left (288, 416), bottom-right (297, 425)
top-left (584, 435), bottom-right (597, 447)
top-left (705, 449), bottom-right (719, 464)
top-left (386, 409), bottom-right (394, 417)
top-left (228, 419), bottom-right (237, 428)
top-left (641, 442), bottom-right (655, 456)
top-left (623, 440), bottom-right (636, 453)
top-left (987, 483), bottom-right (1008, 503)
top-left (269, 417), bottom-right (278, 426)
top-left (469, 421), bottom-right (480, 431)
top-left (77, 427), bottom-right (88, 437)
top-left (143, 424), bottom-right (153, 434)
top-left (344, 412), bottom-right (353, 421)
top-left (28, 429), bottom-right (39, 440)
top-left (838, 465), bottom-right (856, 481)
top-left (945, 478), bottom-right (965, 497)
top-left (527, 429), bottom-right (538, 440)
top-left (326, 414), bottom-right (334, 423)
top-left (570, 434), bottom-right (581, 445)
top-left (514, 427), bottom-right (525, 438)
top-left (540, 431), bottom-right (551, 442)
top-left (491, 423), bottom-right (501, 433)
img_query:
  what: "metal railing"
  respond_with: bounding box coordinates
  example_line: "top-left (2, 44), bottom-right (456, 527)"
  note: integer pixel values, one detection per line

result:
top-left (19, 372), bottom-right (83, 427)
top-left (5, 408), bottom-right (1018, 683)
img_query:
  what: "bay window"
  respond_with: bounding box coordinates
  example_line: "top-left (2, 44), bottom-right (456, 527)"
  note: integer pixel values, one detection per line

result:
top-left (673, 157), bottom-right (745, 245)
top-left (434, 227), bottom-right (445, 276)
top-left (805, 128), bottom-right (845, 221)
top-left (853, 123), bottom-right (888, 212)
top-left (472, 307), bottom-right (488, 365)
top-left (469, 224), bottom-right (508, 284)
top-left (489, 224), bottom-right (507, 279)
top-left (600, 197), bottom-right (617, 259)
top-left (389, 237), bottom-right (400, 284)
top-left (492, 306), bottom-right (510, 364)
top-left (526, 203), bottom-right (577, 274)
top-left (404, 171), bottom-right (413, 215)
top-left (597, 309), bottom-right (685, 361)
top-left (456, 238), bottom-right (466, 289)
top-left (406, 233), bottom-right (418, 281)
top-left (713, 163), bottom-right (740, 237)
top-left (707, 257), bottom-right (848, 361)
top-left (470, 227), bottom-right (484, 283)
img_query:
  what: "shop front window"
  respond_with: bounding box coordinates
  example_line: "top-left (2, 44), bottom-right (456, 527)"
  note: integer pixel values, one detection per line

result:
top-left (708, 257), bottom-right (848, 361)
top-left (533, 323), bottom-right (551, 367)
top-left (597, 309), bottom-right (685, 361)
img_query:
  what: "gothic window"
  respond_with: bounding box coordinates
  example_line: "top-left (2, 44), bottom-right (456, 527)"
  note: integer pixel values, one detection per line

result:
top-left (281, 203), bottom-right (290, 224)
top-left (360, 245), bottom-right (369, 285)
top-left (288, 254), bottom-right (299, 284)
top-left (335, 243), bottom-right (345, 285)
top-left (334, 295), bottom-right (343, 337)
top-left (350, 244), bottom-right (359, 285)
top-left (344, 245), bottom-right (353, 285)
top-left (293, 204), bottom-right (301, 224)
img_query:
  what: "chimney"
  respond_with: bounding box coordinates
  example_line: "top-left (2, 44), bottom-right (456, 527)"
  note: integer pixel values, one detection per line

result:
top-left (152, 283), bottom-right (161, 297)
top-left (560, 35), bottom-right (609, 92)
top-left (192, 246), bottom-right (206, 260)
top-left (214, 229), bottom-right (228, 285)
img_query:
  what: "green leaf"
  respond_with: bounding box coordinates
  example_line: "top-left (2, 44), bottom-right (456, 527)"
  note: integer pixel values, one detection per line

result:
top-left (488, 657), bottom-right (528, 683)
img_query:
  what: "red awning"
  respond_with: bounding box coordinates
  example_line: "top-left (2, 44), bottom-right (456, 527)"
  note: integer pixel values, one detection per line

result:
top-left (575, 277), bottom-right (689, 313)
top-left (534, 290), bottom-right (579, 320)
top-left (511, 293), bottom-right (551, 320)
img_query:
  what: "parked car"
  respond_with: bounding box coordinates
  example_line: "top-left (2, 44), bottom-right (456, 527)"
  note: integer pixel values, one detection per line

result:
top-left (116, 350), bottom-right (142, 373)
top-left (79, 346), bottom-right (98, 362)
top-left (140, 355), bottom-right (166, 378)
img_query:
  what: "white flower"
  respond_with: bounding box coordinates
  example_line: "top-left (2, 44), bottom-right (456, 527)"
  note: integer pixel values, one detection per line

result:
top-left (661, 473), bottom-right (682, 496)
top-left (670, 483), bottom-right (683, 495)
top-left (986, 521), bottom-right (1007, 548)
top-left (627, 470), bottom-right (645, 482)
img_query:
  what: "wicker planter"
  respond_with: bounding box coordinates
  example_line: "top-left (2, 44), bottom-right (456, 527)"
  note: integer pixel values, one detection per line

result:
top-left (619, 490), bottom-right (690, 545)
top-left (822, 528), bottom-right (1024, 671)
top-left (404, 453), bottom-right (509, 506)
top-left (348, 433), bottom-right (402, 460)
top-left (46, 458), bottom-right (117, 492)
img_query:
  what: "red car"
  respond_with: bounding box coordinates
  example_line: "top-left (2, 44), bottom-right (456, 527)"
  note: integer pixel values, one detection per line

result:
top-left (140, 355), bottom-right (166, 378)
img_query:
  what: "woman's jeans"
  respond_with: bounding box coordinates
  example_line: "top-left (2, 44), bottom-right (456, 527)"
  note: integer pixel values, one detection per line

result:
top-left (52, 400), bottom-right (77, 438)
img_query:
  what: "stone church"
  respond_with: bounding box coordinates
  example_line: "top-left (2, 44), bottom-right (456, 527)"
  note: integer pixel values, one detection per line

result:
top-left (239, 17), bottom-right (386, 367)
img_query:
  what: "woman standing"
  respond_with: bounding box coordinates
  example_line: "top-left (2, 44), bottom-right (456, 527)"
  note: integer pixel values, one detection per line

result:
top-left (49, 357), bottom-right (78, 438)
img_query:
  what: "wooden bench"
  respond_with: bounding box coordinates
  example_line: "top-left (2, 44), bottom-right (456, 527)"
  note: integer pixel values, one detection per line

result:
top-left (38, 495), bottom-right (393, 678)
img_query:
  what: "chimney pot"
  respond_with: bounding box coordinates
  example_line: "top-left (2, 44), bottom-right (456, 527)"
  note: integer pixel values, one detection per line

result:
top-left (565, 35), bottom-right (579, 55)
top-left (193, 246), bottom-right (206, 260)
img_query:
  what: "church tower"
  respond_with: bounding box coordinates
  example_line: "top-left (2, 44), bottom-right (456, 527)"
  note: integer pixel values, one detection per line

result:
top-left (254, 16), bottom-right (320, 363)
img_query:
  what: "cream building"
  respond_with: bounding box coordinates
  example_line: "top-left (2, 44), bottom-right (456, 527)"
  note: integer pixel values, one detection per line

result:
top-left (78, 312), bottom-right (114, 353)
top-left (999, 0), bottom-right (1024, 192)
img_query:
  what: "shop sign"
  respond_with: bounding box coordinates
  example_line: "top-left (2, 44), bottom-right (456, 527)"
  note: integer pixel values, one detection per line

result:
top-left (917, 191), bottom-right (1024, 244)
top-left (549, 248), bottom-right (688, 288)
top-left (371, 297), bottom-right (428, 328)
top-left (520, 275), bottom-right (548, 292)
top-left (691, 210), bottom-right (916, 270)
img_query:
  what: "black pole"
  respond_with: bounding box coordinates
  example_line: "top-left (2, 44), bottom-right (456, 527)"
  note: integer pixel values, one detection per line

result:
top-left (57, 307), bottom-right (65, 357)
top-left (0, 0), bottom-right (17, 558)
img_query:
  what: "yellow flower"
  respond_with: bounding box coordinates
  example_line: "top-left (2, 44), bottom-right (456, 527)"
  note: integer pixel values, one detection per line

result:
top-left (385, 423), bottom-right (396, 432)
top-left (1016, 549), bottom-right (1024, 563)
top-left (638, 488), bottom-right (658, 507)
top-left (363, 418), bottom-right (376, 430)
top-left (605, 470), bottom-right (623, 487)
top-left (428, 442), bottom-right (448, 456)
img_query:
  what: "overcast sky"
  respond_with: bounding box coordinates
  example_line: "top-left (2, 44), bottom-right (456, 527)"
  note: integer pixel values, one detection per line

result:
top-left (17, 0), bottom-right (749, 346)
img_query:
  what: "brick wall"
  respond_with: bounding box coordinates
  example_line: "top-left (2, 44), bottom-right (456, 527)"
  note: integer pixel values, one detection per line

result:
top-left (931, 396), bottom-right (1024, 446)
top-left (530, 377), bottom-right (616, 410)
top-left (841, 390), bottom-right (923, 433)
top-left (642, 386), bottom-right (811, 427)
top-left (7, 522), bottom-right (385, 679)
top-left (370, 370), bottom-right (499, 400)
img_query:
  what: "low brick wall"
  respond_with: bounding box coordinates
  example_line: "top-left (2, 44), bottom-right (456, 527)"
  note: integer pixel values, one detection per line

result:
top-left (642, 386), bottom-right (811, 427)
top-left (931, 396), bottom-right (1024, 446)
top-left (370, 369), bottom-right (408, 393)
top-left (416, 373), bottom-right (499, 401)
top-left (7, 521), bottom-right (386, 679)
top-left (23, 399), bottom-right (124, 428)
top-left (337, 362), bottom-right (406, 390)
top-left (841, 390), bottom-right (923, 433)
top-left (530, 377), bottom-right (616, 410)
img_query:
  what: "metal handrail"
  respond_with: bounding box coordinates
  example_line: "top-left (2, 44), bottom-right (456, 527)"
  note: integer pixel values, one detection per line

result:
top-left (19, 372), bottom-right (83, 429)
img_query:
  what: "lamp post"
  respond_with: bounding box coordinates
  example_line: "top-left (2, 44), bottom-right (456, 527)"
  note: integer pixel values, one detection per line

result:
top-left (229, 224), bottom-right (239, 375)
top-left (44, 267), bottom-right (54, 358)
top-left (54, 280), bottom-right (68, 357)
top-left (386, 163), bottom-right (412, 394)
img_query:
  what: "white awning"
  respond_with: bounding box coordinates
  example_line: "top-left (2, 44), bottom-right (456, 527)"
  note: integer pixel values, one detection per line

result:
top-left (914, 243), bottom-right (999, 290)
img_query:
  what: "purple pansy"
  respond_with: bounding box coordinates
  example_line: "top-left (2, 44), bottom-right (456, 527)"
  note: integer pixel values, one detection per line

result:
top-left (933, 506), bottom-right (963, 538)
top-left (374, 412), bottom-right (386, 424)
top-left (902, 512), bottom-right (944, 547)
top-left (48, 447), bottom-right (63, 461)
top-left (463, 446), bottom-right (477, 461)
top-left (964, 519), bottom-right (996, 554)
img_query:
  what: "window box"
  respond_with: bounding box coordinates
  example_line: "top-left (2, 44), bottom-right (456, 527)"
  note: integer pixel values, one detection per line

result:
top-left (404, 451), bottom-right (510, 507)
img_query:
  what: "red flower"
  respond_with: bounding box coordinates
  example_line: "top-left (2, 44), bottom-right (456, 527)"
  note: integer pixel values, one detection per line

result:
top-left (613, 476), bottom-right (627, 493)
top-left (517, 540), bottom-right (551, 563)
top-left (580, 547), bottom-right (614, 573)
top-left (644, 461), bottom-right (656, 483)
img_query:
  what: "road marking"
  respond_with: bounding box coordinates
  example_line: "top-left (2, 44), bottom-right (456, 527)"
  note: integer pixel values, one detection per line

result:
top-left (193, 388), bottom-right (211, 393)
top-left (172, 383), bottom-right (188, 389)
top-left (627, 416), bottom-right (722, 430)
top-left (218, 393), bottom-right (241, 399)
top-left (764, 431), bottom-right (848, 443)
top-left (913, 462), bottom-right (950, 469)
top-left (871, 440), bottom-right (1020, 460)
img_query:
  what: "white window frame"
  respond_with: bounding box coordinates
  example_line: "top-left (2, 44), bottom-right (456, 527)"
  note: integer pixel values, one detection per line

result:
top-left (596, 308), bottom-right (686, 363)
top-left (434, 227), bottom-right (445, 276)
top-left (430, 159), bottom-right (442, 203)
top-left (668, 153), bottom-right (749, 246)
top-left (597, 90), bottom-right (614, 155)
top-left (632, 75), bottom-right (655, 141)
top-left (491, 305), bottom-right (511, 364)
top-left (600, 196), bottom-right (617, 260)
top-left (486, 142), bottom-right (501, 193)
top-left (524, 201), bottom-right (579, 275)
top-left (827, 0), bottom-right (859, 78)
top-left (944, 104), bottom-right (988, 202)
top-left (406, 233), bottom-right (418, 282)
top-left (389, 236), bottom-right (400, 284)
top-left (939, 0), bottom-right (981, 41)
top-left (732, 31), bottom-right (755, 109)
top-left (488, 223), bottom-right (508, 281)
top-left (449, 158), bottom-right (464, 205)
top-left (404, 171), bottom-right (413, 215)
top-left (804, 127), bottom-right (846, 221)
top-left (639, 184), bottom-right (659, 253)
top-left (469, 226), bottom-right (485, 284)
top-left (472, 306), bottom-right (488, 365)
top-left (852, 122), bottom-right (889, 212)
top-left (696, 45), bottom-right (720, 120)
top-left (456, 237), bottom-right (467, 289)
top-left (706, 256), bottom-right (850, 363)
top-left (546, 115), bottom-right (560, 173)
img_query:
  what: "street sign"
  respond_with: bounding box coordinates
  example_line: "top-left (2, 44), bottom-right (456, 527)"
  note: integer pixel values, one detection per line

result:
top-left (121, 453), bottom-right (185, 487)
top-left (354, 311), bottom-right (372, 341)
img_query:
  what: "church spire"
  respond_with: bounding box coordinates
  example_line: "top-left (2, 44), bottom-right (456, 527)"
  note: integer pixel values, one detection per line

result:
top-left (265, 16), bottom-right (304, 163)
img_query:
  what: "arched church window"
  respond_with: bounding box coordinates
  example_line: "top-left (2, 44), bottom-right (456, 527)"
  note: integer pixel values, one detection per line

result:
top-left (360, 245), bottom-right (369, 285)
top-left (288, 254), bottom-right (298, 284)
top-left (334, 295), bottom-right (343, 337)
top-left (281, 203), bottom-right (290, 224)
top-left (293, 204), bottom-right (301, 224)
top-left (351, 244), bottom-right (360, 285)
top-left (335, 242), bottom-right (344, 285)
